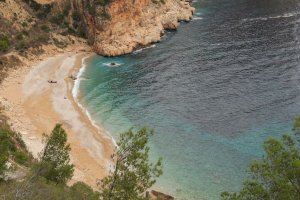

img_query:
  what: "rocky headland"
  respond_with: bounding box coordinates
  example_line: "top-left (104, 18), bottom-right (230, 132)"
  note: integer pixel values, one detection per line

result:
top-left (92, 0), bottom-right (195, 56)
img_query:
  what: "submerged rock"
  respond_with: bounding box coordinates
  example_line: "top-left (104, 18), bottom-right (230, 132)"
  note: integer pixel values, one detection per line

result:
top-left (148, 190), bottom-right (175, 200)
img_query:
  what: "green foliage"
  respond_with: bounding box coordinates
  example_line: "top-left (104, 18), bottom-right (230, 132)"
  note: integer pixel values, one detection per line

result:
top-left (87, 4), bottom-right (96, 16)
top-left (23, 0), bottom-right (53, 19)
top-left (40, 24), bottom-right (50, 32)
top-left (14, 150), bottom-right (29, 166)
top-left (100, 10), bottom-right (111, 20)
top-left (50, 13), bottom-right (65, 25)
top-left (72, 11), bottom-right (81, 22)
top-left (21, 21), bottom-right (28, 28)
top-left (0, 118), bottom-right (97, 199)
top-left (0, 139), bottom-right (9, 180)
top-left (97, 0), bottom-right (111, 6)
top-left (221, 132), bottom-right (300, 200)
top-left (15, 41), bottom-right (28, 51)
top-left (67, 27), bottom-right (76, 34)
top-left (99, 128), bottom-right (163, 200)
top-left (0, 153), bottom-right (7, 181)
top-left (152, 0), bottom-right (165, 4)
top-left (0, 35), bottom-right (9, 52)
top-left (0, 124), bottom-right (31, 180)
top-left (293, 116), bottom-right (300, 135)
top-left (0, 175), bottom-right (99, 200)
top-left (70, 182), bottom-right (100, 200)
top-left (16, 33), bottom-right (24, 40)
top-left (38, 124), bottom-right (74, 184)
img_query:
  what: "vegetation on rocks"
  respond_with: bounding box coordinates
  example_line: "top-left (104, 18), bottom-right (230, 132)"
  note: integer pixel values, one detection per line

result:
top-left (0, 35), bottom-right (10, 52)
top-left (0, 118), bottom-right (98, 199)
top-left (0, 113), bottom-right (32, 181)
top-left (0, 106), bottom-right (163, 200)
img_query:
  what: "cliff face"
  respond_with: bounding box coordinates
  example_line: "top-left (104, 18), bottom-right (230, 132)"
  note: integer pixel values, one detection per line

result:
top-left (0, 0), bottom-right (194, 57)
top-left (92, 0), bottom-right (195, 56)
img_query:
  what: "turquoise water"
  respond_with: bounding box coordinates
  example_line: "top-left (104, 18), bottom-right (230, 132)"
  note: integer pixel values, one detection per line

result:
top-left (77, 0), bottom-right (300, 199)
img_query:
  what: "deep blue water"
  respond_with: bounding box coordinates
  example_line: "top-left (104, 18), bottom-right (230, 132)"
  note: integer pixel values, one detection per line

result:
top-left (77, 0), bottom-right (300, 199)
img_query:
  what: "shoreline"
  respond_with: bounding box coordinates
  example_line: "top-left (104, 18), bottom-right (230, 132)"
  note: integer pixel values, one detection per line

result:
top-left (0, 49), bottom-right (115, 188)
top-left (72, 56), bottom-right (118, 147)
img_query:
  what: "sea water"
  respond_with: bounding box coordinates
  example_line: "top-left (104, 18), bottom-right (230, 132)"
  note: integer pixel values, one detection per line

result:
top-left (76, 0), bottom-right (300, 199)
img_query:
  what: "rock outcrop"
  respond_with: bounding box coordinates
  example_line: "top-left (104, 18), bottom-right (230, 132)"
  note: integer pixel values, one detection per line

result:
top-left (28, 0), bottom-right (194, 56)
top-left (92, 0), bottom-right (195, 56)
top-left (148, 190), bottom-right (175, 200)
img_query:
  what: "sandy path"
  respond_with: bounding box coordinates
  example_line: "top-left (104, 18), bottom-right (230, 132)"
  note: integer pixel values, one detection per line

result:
top-left (0, 52), bottom-right (114, 187)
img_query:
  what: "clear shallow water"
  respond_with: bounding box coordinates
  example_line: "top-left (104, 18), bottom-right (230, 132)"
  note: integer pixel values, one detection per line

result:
top-left (77, 0), bottom-right (300, 199)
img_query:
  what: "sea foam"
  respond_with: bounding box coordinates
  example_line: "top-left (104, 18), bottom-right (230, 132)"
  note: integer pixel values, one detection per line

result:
top-left (72, 56), bottom-right (118, 147)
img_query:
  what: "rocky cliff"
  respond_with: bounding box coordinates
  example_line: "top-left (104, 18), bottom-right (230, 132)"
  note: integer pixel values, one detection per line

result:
top-left (91, 0), bottom-right (195, 56)
top-left (0, 0), bottom-right (194, 57)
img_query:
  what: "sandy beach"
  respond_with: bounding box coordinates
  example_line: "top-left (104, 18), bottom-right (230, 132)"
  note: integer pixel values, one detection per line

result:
top-left (0, 50), bottom-right (114, 187)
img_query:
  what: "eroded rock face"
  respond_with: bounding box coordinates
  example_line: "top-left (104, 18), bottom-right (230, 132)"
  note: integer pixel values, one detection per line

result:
top-left (93, 0), bottom-right (195, 56)
top-left (42, 0), bottom-right (194, 56)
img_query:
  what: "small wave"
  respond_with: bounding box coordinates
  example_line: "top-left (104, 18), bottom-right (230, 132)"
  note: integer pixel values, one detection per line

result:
top-left (242, 12), bottom-right (300, 22)
top-left (103, 62), bottom-right (123, 67)
top-left (72, 57), bottom-right (88, 99)
top-left (133, 44), bottom-right (156, 54)
top-left (72, 56), bottom-right (118, 148)
top-left (192, 17), bottom-right (203, 21)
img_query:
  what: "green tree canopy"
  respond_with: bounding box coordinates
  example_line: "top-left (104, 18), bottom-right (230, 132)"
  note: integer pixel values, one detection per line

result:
top-left (99, 128), bottom-right (163, 200)
top-left (0, 129), bottom-right (9, 181)
top-left (38, 124), bottom-right (74, 184)
top-left (221, 123), bottom-right (300, 200)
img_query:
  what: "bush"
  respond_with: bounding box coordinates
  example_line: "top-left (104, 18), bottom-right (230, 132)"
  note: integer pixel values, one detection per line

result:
top-left (0, 125), bottom-right (31, 179)
top-left (70, 182), bottom-right (100, 200)
top-left (16, 33), bottom-right (24, 40)
top-left (0, 176), bottom-right (99, 199)
top-left (14, 150), bottom-right (29, 166)
top-left (87, 4), bottom-right (96, 16)
top-left (100, 11), bottom-right (111, 20)
top-left (0, 35), bottom-right (9, 52)
top-left (50, 13), bottom-right (65, 25)
top-left (15, 41), bottom-right (28, 51)
top-left (21, 21), bottom-right (28, 27)
top-left (40, 24), bottom-right (50, 32)
top-left (72, 11), bottom-right (80, 22)
top-left (97, 0), bottom-right (110, 6)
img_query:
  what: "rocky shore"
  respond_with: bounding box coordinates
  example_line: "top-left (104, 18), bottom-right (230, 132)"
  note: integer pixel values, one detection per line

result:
top-left (93, 0), bottom-right (195, 56)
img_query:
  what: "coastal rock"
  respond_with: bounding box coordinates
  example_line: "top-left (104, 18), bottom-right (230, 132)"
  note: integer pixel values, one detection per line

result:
top-left (92, 0), bottom-right (195, 56)
top-left (149, 190), bottom-right (175, 200)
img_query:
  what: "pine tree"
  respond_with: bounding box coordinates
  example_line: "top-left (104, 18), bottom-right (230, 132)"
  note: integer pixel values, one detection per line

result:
top-left (38, 124), bottom-right (74, 184)
top-left (99, 128), bottom-right (163, 200)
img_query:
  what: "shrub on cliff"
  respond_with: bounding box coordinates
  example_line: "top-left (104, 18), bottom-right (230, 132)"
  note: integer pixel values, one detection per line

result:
top-left (97, 0), bottom-right (111, 6)
top-left (221, 120), bottom-right (300, 200)
top-left (0, 121), bottom-right (31, 180)
top-left (0, 35), bottom-right (9, 52)
top-left (70, 182), bottom-right (100, 200)
top-left (0, 175), bottom-right (100, 199)
top-left (0, 121), bottom-right (100, 199)
top-left (37, 124), bottom-right (74, 184)
top-left (99, 128), bottom-right (163, 200)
